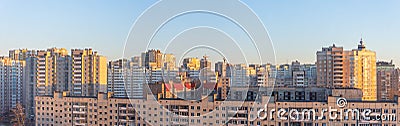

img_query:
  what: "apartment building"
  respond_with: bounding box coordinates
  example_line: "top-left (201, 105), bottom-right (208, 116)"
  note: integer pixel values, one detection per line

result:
top-left (317, 39), bottom-right (377, 101)
top-left (0, 57), bottom-right (25, 115)
top-left (108, 59), bottom-right (131, 98)
top-left (230, 64), bottom-right (250, 87)
top-left (71, 48), bottom-right (107, 96)
top-left (352, 39), bottom-right (377, 101)
top-left (35, 92), bottom-right (145, 126)
top-left (36, 48), bottom-right (71, 96)
top-left (316, 44), bottom-right (349, 88)
top-left (9, 49), bottom-right (36, 61)
top-left (35, 87), bottom-right (399, 126)
top-left (9, 49), bottom-right (37, 119)
top-left (376, 61), bottom-right (399, 100)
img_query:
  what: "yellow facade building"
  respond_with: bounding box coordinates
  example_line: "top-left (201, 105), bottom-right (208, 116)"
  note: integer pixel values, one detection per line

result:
top-left (318, 39), bottom-right (377, 101)
top-left (71, 48), bottom-right (107, 96)
top-left (352, 39), bottom-right (377, 101)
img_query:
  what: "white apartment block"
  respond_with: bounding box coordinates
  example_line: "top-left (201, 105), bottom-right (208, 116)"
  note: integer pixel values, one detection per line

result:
top-left (0, 57), bottom-right (25, 115)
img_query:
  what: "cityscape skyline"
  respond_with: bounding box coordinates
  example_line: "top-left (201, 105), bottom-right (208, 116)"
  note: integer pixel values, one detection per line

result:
top-left (1, 39), bottom-right (398, 68)
top-left (1, 1), bottom-right (400, 65)
top-left (2, 1), bottom-right (400, 125)
top-left (2, 42), bottom-right (398, 125)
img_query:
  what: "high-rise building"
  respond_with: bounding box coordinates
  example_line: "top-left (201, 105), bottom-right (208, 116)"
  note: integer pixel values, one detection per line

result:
top-left (9, 49), bottom-right (37, 119)
top-left (71, 48), bottom-right (107, 96)
top-left (302, 64), bottom-right (317, 86)
top-left (131, 65), bottom-right (146, 98)
top-left (376, 61), bottom-right (399, 100)
top-left (290, 61), bottom-right (317, 87)
top-left (131, 56), bottom-right (141, 67)
top-left (36, 48), bottom-right (71, 96)
top-left (215, 59), bottom-right (228, 77)
top-left (182, 57), bottom-right (200, 70)
top-left (163, 54), bottom-right (176, 70)
top-left (316, 44), bottom-right (349, 88)
top-left (141, 49), bottom-right (163, 70)
top-left (351, 39), bottom-right (377, 101)
top-left (182, 57), bottom-right (200, 79)
top-left (317, 39), bottom-right (377, 101)
top-left (248, 64), bottom-right (269, 87)
top-left (9, 49), bottom-right (36, 61)
top-left (24, 55), bottom-right (37, 120)
top-left (230, 64), bottom-right (249, 87)
top-left (200, 55), bottom-right (211, 70)
top-left (291, 61), bottom-right (305, 87)
top-left (108, 59), bottom-right (131, 98)
top-left (0, 57), bottom-right (25, 115)
top-left (265, 64), bottom-right (277, 87)
top-left (275, 64), bottom-right (291, 87)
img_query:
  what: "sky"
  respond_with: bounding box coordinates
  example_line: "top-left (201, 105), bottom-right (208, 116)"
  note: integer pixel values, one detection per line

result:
top-left (1, 0), bottom-right (400, 65)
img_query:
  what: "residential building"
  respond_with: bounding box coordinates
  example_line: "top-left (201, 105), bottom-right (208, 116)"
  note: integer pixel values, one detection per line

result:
top-left (215, 59), bottom-right (228, 77)
top-left (141, 49), bottom-right (163, 70)
top-left (182, 57), bottom-right (201, 79)
top-left (163, 54), bottom-right (176, 70)
top-left (376, 61), bottom-right (399, 100)
top-left (0, 57), bottom-right (25, 115)
top-left (36, 48), bottom-right (71, 96)
top-left (9, 49), bottom-right (36, 61)
top-left (351, 39), bottom-right (377, 101)
top-left (108, 59), bottom-right (131, 98)
top-left (9, 49), bottom-right (37, 119)
top-left (316, 44), bottom-right (349, 88)
top-left (248, 64), bottom-right (269, 87)
top-left (230, 64), bottom-right (250, 87)
top-left (35, 87), bottom-right (399, 126)
top-left (317, 39), bottom-right (377, 101)
top-left (275, 64), bottom-right (291, 87)
top-left (71, 48), bottom-right (107, 96)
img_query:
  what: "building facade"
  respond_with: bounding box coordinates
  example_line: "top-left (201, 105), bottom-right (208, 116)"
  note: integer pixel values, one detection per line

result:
top-left (9, 49), bottom-right (37, 119)
top-left (108, 59), bottom-right (131, 98)
top-left (35, 88), bottom-right (399, 126)
top-left (376, 61), bottom-right (399, 100)
top-left (0, 57), bottom-right (25, 115)
top-left (317, 39), bottom-right (377, 101)
top-left (316, 44), bottom-right (349, 88)
top-left (352, 39), bottom-right (377, 101)
top-left (71, 48), bottom-right (107, 96)
top-left (36, 48), bottom-right (71, 96)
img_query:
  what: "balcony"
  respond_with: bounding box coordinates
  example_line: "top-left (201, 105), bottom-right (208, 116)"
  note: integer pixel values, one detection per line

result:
top-left (72, 111), bottom-right (86, 114)
top-left (37, 86), bottom-right (46, 89)
top-left (228, 117), bottom-right (247, 120)
top-left (119, 107), bottom-right (127, 110)
top-left (73, 105), bottom-right (86, 108)
top-left (73, 91), bottom-right (82, 94)
top-left (74, 117), bottom-right (86, 120)
top-left (74, 122), bottom-right (86, 126)
top-left (37, 91), bottom-right (45, 94)
top-left (178, 109), bottom-right (188, 112)
top-left (333, 74), bottom-right (343, 77)
top-left (74, 83), bottom-right (82, 86)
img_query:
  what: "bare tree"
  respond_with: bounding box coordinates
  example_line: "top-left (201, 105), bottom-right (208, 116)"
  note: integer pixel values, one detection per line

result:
top-left (11, 104), bottom-right (25, 126)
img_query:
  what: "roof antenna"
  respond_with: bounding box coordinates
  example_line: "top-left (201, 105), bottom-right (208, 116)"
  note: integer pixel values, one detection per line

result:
top-left (360, 33), bottom-right (363, 44)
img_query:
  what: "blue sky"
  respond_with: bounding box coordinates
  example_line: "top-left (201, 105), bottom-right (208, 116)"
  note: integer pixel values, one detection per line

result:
top-left (1, 0), bottom-right (400, 65)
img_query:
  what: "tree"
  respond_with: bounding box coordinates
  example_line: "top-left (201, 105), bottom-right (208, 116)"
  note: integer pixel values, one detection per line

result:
top-left (11, 104), bottom-right (25, 126)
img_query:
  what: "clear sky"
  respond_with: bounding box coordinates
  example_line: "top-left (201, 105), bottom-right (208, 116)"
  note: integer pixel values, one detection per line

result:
top-left (1, 0), bottom-right (400, 65)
